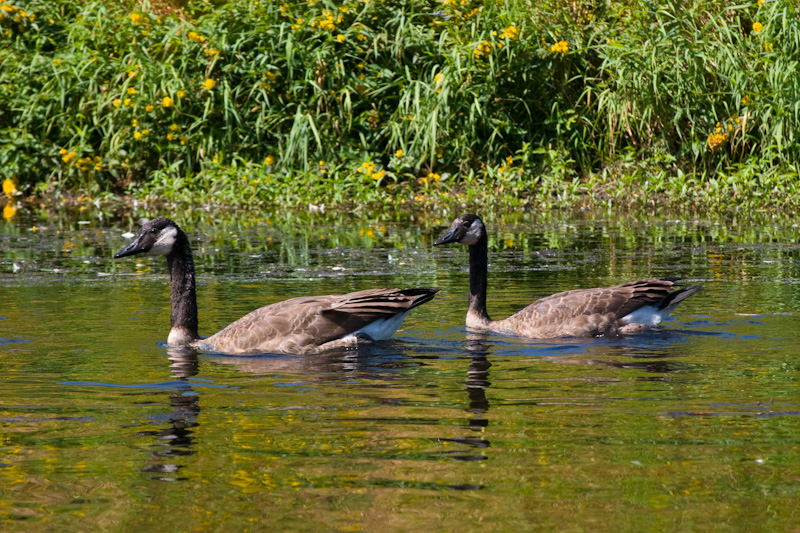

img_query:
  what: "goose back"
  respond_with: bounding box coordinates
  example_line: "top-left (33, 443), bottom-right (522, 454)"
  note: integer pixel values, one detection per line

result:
top-left (493, 279), bottom-right (700, 338)
top-left (201, 288), bottom-right (437, 355)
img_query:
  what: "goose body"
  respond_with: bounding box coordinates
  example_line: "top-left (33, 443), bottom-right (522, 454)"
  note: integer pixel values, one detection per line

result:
top-left (434, 214), bottom-right (700, 338)
top-left (115, 218), bottom-right (437, 355)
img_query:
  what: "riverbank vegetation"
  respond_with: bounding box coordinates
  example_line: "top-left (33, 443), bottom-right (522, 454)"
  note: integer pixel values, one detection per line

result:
top-left (1, 0), bottom-right (799, 215)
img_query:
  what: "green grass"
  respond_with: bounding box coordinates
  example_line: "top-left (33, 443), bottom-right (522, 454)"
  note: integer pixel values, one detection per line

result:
top-left (1, 0), bottom-right (799, 214)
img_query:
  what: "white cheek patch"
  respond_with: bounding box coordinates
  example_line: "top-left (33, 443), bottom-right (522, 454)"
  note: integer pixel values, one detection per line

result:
top-left (460, 220), bottom-right (485, 245)
top-left (149, 226), bottom-right (178, 255)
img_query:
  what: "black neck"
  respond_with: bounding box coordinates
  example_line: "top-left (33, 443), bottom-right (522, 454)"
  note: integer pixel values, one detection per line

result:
top-left (166, 231), bottom-right (199, 339)
top-left (467, 235), bottom-right (491, 324)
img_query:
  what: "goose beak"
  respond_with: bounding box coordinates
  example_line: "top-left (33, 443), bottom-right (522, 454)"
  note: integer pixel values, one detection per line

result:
top-left (434, 228), bottom-right (458, 246)
top-left (114, 234), bottom-right (145, 258)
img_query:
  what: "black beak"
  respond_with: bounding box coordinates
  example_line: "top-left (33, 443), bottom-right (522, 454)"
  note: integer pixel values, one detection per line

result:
top-left (114, 234), bottom-right (145, 258)
top-left (434, 228), bottom-right (459, 246)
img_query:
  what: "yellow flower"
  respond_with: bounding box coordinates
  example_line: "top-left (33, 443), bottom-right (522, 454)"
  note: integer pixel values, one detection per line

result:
top-left (170, 123), bottom-right (180, 131)
top-left (742, 95), bottom-right (750, 105)
top-left (395, 149), bottom-right (404, 157)
top-left (167, 133), bottom-right (175, 141)
top-left (161, 96), bottom-right (173, 107)
top-left (188, 31), bottom-right (205, 42)
top-left (371, 170), bottom-right (385, 181)
top-left (142, 129), bottom-right (150, 135)
top-left (336, 34), bottom-right (345, 42)
top-left (765, 42), bottom-right (773, 52)
top-left (112, 98), bottom-right (121, 108)
top-left (177, 90), bottom-right (186, 98)
top-left (131, 13), bottom-right (144, 25)
top-left (551, 40), bottom-right (569, 53)
top-left (752, 22), bottom-right (763, 33)
top-left (202, 78), bottom-right (216, 91)
top-left (145, 105), bottom-right (154, 112)
top-left (204, 48), bottom-right (219, 57)
top-left (180, 136), bottom-right (188, 145)
top-left (707, 131), bottom-right (731, 151)
top-left (127, 87), bottom-right (137, 95)
top-left (124, 98), bottom-right (132, 106)
top-left (3, 178), bottom-right (16, 196)
top-left (474, 41), bottom-right (493, 58)
top-left (500, 26), bottom-right (519, 40)
top-left (59, 148), bottom-right (67, 155)
top-left (434, 73), bottom-right (444, 84)
top-left (134, 131), bottom-right (142, 139)
top-left (62, 151), bottom-right (77, 163)
top-left (264, 155), bottom-right (275, 165)
top-left (3, 204), bottom-right (16, 221)
top-left (132, 119), bottom-right (139, 126)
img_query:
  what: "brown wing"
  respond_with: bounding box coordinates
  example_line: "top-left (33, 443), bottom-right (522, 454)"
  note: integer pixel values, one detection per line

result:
top-left (494, 279), bottom-right (697, 338)
top-left (202, 288), bottom-right (437, 355)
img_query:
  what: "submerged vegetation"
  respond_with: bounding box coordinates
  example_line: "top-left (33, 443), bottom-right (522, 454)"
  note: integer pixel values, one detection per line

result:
top-left (1, 0), bottom-right (799, 214)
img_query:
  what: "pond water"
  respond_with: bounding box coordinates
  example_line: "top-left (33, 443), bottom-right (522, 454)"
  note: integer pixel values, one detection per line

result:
top-left (2, 207), bottom-right (800, 530)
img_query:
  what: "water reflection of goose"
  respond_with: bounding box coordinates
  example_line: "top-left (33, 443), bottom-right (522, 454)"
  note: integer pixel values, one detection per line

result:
top-left (139, 350), bottom-right (201, 482)
top-left (435, 214), bottom-right (701, 339)
top-left (115, 217), bottom-right (437, 355)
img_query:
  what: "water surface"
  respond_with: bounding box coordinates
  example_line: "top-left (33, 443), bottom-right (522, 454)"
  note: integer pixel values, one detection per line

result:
top-left (2, 209), bottom-right (800, 530)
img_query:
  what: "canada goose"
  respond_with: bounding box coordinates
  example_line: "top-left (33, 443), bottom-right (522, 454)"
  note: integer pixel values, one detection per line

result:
top-left (434, 214), bottom-right (700, 338)
top-left (114, 218), bottom-right (438, 355)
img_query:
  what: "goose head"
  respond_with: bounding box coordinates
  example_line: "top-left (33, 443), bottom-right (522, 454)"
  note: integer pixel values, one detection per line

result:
top-left (434, 214), bottom-right (486, 247)
top-left (114, 217), bottom-right (182, 258)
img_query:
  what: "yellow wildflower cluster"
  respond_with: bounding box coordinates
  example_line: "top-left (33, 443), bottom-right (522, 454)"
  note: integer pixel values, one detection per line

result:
top-left (438, 0), bottom-right (479, 21)
top-left (500, 26), bottom-right (519, 40)
top-left (707, 117), bottom-right (743, 151)
top-left (3, 204), bottom-right (15, 220)
top-left (264, 155), bottom-right (276, 165)
top-left (474, 41), bottom-right (493, 58)
top-left (188, 31), bottom-right (206, 42)
top-left (130, 12), bottom-right (144, 25)
top-left (1, 1), bottom-right (35, 32)
top-left (496, 155), bottom-right (514, 175)
top-left (357, 161), bottom-right (385, 180)
top-left (551, 40), bottom-right (569, 54)
top-left (707, 131), bottom-right (730, 152)
top-left (752, 22), bottom-right (763, 33)
top-left (204, 48), bottom-right (219, 58)
top-left (60, 149), bottom-right (102, 172)
top-left (60, 149), bottom-right (77, 164)
top-left (419, 172), bottom-right (441, 185)
top-left (202, 78), bottom-right (216, 91)
top-left (161, 96), bottom-right (173, 107)
top-left (312, 10), bottom-right (342, 31)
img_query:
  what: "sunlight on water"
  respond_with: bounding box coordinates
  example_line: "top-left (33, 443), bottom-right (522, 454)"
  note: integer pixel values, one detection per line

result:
top-left (2, 209), bottom-right (800, 529)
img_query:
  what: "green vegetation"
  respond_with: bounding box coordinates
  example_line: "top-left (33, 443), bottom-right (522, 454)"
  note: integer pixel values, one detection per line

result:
top-left (1, 0), bottom-right (799, 213)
